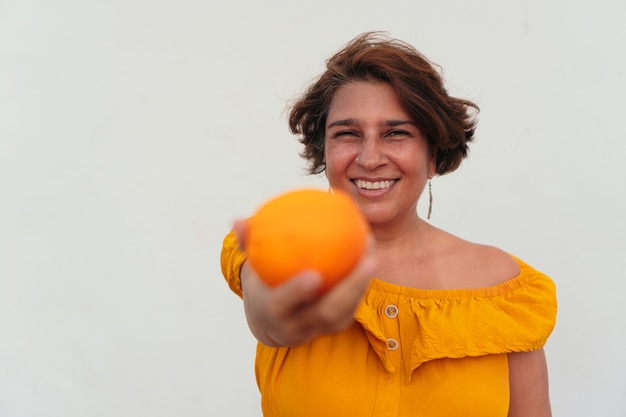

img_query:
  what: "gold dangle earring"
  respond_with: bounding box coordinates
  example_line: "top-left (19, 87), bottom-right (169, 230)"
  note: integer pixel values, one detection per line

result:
top-left (427, 179), bottom-right (433, 220)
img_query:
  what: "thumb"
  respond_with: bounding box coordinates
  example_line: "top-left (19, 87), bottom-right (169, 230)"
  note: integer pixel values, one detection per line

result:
top-left (269, 270), bottom-right (323, 314)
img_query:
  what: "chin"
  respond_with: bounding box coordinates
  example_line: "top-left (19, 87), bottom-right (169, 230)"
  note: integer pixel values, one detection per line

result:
top-left (359, 208), bottom-right (395, 226)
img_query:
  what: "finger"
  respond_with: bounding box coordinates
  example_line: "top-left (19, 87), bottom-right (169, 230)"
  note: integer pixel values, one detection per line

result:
top-left (266, 270), bottom-right (323, 318)
top-left (282, 237), bottom-right (376, 339)
top-left (259, 270), bottom-right (326, 346)
top-left (329, 235), bottom-right (377, 300)
top-left (308, 237), bottom-right (377, 330)
top-left (232, 218), bottom-right (249, 251)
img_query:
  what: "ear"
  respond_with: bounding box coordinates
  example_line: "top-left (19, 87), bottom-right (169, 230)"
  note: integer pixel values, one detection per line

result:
top-left (428, 150), bottom-right (437, 177)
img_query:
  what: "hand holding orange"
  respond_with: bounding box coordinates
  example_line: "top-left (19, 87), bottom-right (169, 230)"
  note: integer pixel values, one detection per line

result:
top-left (245, 188), bottom-right (370, 293)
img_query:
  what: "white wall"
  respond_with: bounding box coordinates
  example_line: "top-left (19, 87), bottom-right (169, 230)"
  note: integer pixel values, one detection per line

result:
top-left (1, 0), bottom-right (625, 416)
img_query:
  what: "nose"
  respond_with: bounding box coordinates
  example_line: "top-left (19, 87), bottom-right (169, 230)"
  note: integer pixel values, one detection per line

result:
top-left (356, 137), bottom-right (387, 169)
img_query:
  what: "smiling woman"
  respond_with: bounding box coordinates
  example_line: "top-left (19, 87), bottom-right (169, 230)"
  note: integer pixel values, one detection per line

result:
top-left (219, 32), bottom-right (557, 417)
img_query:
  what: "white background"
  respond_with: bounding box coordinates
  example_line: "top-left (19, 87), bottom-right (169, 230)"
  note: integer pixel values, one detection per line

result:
top-left (1, 0), bottom-right (625, 416)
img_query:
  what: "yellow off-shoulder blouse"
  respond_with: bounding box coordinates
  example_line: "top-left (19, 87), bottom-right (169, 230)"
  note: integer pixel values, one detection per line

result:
top-left (220, 232), bottom-right (557, 417)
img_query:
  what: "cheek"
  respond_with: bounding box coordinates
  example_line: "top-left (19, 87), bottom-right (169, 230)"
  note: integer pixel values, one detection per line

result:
top-left (324, 153), bottom-right (341, 181)
top-left (324, 141), bottom-right (343, 165)
top-left (324, 144), bottom-right (354, 181)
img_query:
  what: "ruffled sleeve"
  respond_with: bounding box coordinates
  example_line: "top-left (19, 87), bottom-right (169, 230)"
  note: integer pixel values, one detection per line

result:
top-left (220, 230), bottom-right (247, 298)
top-left (354, 257), bottom-right (557, 377)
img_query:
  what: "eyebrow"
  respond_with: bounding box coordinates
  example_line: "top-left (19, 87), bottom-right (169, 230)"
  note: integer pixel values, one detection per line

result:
top-left (326, 119), bottom-right (357, 129)
top-left (326, 119), bottom-right (418, 129)
top-left (386, 120), bottom-right (417, 127)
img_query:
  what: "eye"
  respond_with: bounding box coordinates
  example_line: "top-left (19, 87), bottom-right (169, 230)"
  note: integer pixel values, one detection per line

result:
top-left (385, 130), bottom-right (411, 140)
top-left (332, 130), bottom-right (360, 141)
top-left (389, 130), bottom-right (406, 136)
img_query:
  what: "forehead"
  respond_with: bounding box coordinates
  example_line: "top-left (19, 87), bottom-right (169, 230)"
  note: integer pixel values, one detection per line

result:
top-left (327, 81), bottom-right (410, 122)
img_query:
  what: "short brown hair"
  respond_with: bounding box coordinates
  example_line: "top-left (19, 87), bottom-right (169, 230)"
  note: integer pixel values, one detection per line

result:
top-left (288, 32), bottom-right (479, 175)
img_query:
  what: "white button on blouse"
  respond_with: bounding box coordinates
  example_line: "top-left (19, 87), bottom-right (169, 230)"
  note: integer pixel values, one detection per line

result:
top-left (385, 304), bottom-right (398, 318)
top-left (387, 338), bottom-right (399, 351)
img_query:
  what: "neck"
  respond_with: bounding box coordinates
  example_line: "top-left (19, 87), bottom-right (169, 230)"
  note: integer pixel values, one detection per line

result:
top-left (369, 216), bottom-right (440, 285)
top-left (370, 215), bottom-right (430, 248)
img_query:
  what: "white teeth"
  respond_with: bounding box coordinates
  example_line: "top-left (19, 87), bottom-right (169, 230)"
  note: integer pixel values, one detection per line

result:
top-left (355, 179), bottom-right (395, 190)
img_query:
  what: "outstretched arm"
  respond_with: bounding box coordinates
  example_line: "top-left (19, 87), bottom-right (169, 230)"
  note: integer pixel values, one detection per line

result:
top-left (231, 219), bottom-right (376, 347)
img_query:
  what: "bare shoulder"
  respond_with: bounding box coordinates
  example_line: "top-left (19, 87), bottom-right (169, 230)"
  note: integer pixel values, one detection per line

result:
top-left (439, 233), bottom-right (521, 289)
top-left (470, 243), bottom-right (520, 283)
top-left (400, 226), bottom-right (521, 290)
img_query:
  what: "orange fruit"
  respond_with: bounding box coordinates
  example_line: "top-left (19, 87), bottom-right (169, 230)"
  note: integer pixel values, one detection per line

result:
top-left (246, 188), bottom-right (370, 293)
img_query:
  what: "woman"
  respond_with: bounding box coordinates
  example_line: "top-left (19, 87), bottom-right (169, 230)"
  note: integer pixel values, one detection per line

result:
top-left (221, 32), bottom-right (557, 417)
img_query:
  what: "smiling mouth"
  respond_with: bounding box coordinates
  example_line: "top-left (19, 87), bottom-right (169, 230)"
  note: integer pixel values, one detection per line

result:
top-left (354, 179), bottom-right (397, 190)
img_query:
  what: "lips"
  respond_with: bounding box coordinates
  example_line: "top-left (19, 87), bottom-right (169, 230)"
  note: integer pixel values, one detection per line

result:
top-left (354, 179), bottom-right (397, 190)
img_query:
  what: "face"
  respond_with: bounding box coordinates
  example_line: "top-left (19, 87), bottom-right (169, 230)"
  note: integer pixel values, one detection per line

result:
top-left (324, 80), bottom-right (436, 227)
